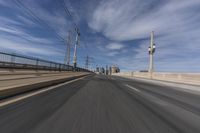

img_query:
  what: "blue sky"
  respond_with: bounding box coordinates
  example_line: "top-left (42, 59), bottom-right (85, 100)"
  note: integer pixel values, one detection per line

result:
top-left (0, 0), bottom-right (200, 72)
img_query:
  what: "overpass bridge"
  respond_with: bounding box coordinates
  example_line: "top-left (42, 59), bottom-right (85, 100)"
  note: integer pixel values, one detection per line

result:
top-left (0, 52), bottom-right (200, 133)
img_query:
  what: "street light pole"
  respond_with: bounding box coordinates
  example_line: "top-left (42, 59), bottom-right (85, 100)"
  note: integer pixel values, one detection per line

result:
top-left (64, 31), bottom-right (71, 65)
top-left (148, 31), bottom-right (156, 73)
top-left (67, 31), bottom-right (71, 65)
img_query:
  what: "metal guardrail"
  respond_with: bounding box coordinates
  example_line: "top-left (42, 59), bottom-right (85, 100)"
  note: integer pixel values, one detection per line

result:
top-left (0, 52), bottom-right (89, 72)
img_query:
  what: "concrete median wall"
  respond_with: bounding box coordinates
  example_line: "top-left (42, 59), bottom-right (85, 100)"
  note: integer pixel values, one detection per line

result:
top-left (113, 72), bottom-right (200, 86)
top-left (0, 71), bottom-right (92, 100)
top-left (0, 68), bottom-right (72, 75)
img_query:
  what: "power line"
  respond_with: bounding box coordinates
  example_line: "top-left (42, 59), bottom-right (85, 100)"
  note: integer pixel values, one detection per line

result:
top-left (57, 0), bottom-right (82, 68)
top-left (85, 55), bottom-right (89, 69)
top-left (14, 0), bottom-right (66, 42)
top-left (81, 35), bottom-right (90, 50)
top-left (61, 0), bottom-right (78, 30)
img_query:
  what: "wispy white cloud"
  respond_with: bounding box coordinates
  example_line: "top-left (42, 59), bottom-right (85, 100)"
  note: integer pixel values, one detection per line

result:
top-left (0, 37), bottom-right (62, 56)
top-left (16, 15), bottom-right (36, 26)
top-left (0, 0), bottom-right (9, 7)
top-left (106, 51), bottom-right (119, 57)
top-left (87, 0), bottom-right (200, 71)
top-left (106, 43), bottom-right (124, 50)
top-left (89, 0), bottom-right (200, 41)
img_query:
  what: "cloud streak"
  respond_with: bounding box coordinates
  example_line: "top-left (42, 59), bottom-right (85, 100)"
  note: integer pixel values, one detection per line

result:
top-left (0, 0), bottom-right (73, 60)
top-left (89, 0), bottom-right (200, 41)
top-left (106, 43), bottom-right (124, 50)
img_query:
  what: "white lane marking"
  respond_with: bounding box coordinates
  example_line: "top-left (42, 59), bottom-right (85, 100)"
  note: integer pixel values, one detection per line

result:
top-left (125, 84), bottom-right (141, 92)
top-left (0, 75), bottom-right (89, 107)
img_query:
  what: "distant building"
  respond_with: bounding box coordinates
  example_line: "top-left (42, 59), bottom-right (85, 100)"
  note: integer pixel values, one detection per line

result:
top-left (96, 65), bottom-right (120, 75)
top-left (100, 67), bottom-right (105, 74)
top-left (111, 65), bottom-right (120, 74)
top-left (96, 67), bottom-right (100, 72)
top-left (105, 66), bottom-right (109, 75)
top-left (109, 67), bottom-right (112, 75)
top-left (139, 70), bottom-right (148, 72)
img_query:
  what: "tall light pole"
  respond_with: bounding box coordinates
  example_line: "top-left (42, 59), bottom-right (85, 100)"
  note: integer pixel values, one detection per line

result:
top-left (64, 31), bottom-right (71, 65)
top-left (67, 31), bottom-right (71, 65)
top-left (85, 55), bottom-right (94, 70)
top-left (73, 28), bottom-right (80, 69)
top-left (148, 31), bottom-right (156, 73)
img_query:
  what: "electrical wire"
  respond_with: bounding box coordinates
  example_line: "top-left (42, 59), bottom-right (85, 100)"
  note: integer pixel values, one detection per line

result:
top-left (61, 0), bottom-right (78, 30)
top-left (14, 0), bottom-right (66, 42)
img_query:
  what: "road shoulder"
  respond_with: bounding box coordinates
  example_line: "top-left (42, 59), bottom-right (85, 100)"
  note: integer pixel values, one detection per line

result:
top-left (113, 75), bottom-right (200, 95)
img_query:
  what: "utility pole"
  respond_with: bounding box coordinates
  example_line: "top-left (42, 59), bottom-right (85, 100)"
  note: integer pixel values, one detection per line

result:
top-left (109, 66), bottom-right (112, 75)
top-left (85, 55), bottom-right (94, 70)
top-left (85, 55), bottom-right (89, 69)
top-left (106, 65), bottom-right (108, 75)
top-left (73, 28), bottom-right (80, 69)
top-left (64, 31), bottom-right (71, 65)
top-left (148, 31), bottom-right (156, 73)
top-left (67, 31), bottom-right (71, 65)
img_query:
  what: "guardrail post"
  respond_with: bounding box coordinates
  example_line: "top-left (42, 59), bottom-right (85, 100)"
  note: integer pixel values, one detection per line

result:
top-left (59, 64), bottom-right (61, 72)
top-left (10, 54), bottom-right (15, 72)
top-left (54, 64), bottom-right (56, 71)
top-left (49, 62), bottom-right (52, 71)
top-left (36, 59), bottom-right (39, 72)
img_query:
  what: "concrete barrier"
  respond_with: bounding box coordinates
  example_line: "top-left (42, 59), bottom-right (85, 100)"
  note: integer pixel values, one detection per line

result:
top-left (0, 72), bottom-right (92, 100)
top-left (113, 72), bottom-right (200, 86)
top-left (0, 69), bottom-right (71, 75)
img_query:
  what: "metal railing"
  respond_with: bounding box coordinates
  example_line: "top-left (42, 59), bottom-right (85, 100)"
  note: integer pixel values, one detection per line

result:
top-left (0, 52), bottom-right (89, 72)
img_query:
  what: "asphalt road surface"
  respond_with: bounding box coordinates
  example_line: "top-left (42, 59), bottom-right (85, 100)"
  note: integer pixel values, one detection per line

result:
top-left (0, 75), bottom-right (200, 133)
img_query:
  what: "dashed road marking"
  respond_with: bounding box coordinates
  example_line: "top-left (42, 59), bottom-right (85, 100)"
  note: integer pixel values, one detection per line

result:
top-left (125, 84), bottom-right (141, 92)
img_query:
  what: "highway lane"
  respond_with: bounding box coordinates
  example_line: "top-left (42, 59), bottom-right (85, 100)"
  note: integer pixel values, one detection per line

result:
top-left (0, 75), bottom-right (200, 133)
